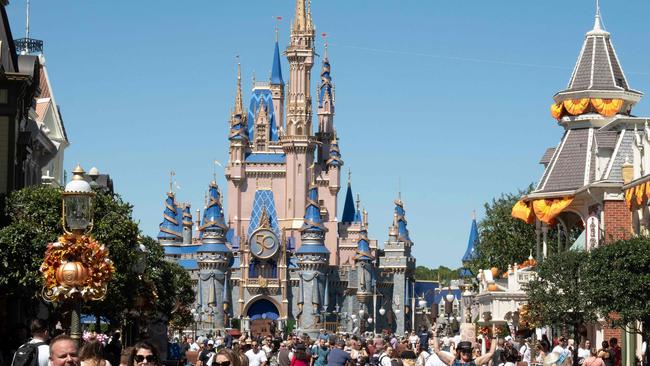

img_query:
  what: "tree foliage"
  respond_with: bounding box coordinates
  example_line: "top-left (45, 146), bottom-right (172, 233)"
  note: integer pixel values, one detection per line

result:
top-left (414, 265), bottom-right (460, 282)
top-left (582, 236), bottom-right (650, 334)
top-left (0, 185), bottom-right (194, 328)
top-left (524, 250), bottom-right (596, 366)
top-left (469, 186), bottom-right (537, 274)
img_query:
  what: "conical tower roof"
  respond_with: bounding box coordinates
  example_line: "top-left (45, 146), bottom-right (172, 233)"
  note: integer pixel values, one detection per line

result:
top-left (297, 180), bottom-right (330, 255)
top-left (158, 192), bottom-right (182, 242)
top-left (555, 4), bottom-right (642, 103)
top-left (199, 181), bottom-right (230, 252)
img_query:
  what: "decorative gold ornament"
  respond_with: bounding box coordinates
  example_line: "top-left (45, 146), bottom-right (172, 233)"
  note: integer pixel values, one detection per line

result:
top-left (55, 261), bottom-right (88, 287)
top-left (41, 234), bottom-right (115, 303)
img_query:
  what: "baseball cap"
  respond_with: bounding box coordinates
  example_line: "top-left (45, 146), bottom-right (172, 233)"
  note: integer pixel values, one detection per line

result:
top-left (208, 340), bottom-right (214, 345)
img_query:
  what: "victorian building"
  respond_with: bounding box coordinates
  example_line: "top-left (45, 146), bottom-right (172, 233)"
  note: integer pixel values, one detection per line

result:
top-left (511, 4), bottom-right (647, 354)
top-left (157, 0), bottom-right (417, 336)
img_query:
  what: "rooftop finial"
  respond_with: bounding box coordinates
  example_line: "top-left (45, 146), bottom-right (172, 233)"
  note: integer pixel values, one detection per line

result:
top-left (348, 168), bottom-right (351, 185)
top-left (235, 56), bottom-right (243, 115)
top-left (397, 176), bottom-right (401, 201)
top-left (356, 193), bottom-right (361, 211)
top-left (590, 0), bottom-right (607, 34)
top-left (472, 210), bottom-right (476, 221)
top-left (322, 32), bottom-right (328, 60)
top-left (275, 16), bottom-right (282, 42)
top-left (25, 0), bottom-right (30, 52)
top-left (169, 170), bottom-right (176, 194)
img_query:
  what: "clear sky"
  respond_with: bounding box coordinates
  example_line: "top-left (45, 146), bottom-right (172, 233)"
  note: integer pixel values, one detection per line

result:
top-left (8, 1), bottom-right (650, 269)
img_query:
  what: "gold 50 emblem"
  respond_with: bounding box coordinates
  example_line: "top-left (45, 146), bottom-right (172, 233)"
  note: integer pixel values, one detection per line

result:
top-left (249, 228), bottom-right (279, 259)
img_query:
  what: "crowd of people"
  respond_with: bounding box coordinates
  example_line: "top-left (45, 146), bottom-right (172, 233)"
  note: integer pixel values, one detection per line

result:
top-left (7, 319), bottom-right (650, 366)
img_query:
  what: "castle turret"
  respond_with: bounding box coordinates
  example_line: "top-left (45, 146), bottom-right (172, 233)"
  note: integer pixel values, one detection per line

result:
top-left (317, 45), bottom-right (335, 163)
top-left (354, 222), bottom-right (374, 303)
top-left (227, 63), bottom-right (248, 185)
top-left (197, 181), bottom-right (233, 330)
top-left (296, 175), bottom-right (330, 335)
top-left (282, 0), bottom-right (317, 226)
top-left (379, 195), bottom-right (416, 334)
top-left (158, 192), bottom-right (182, 245)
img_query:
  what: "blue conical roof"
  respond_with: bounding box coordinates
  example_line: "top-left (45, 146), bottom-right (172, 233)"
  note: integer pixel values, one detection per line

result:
top-left (297, 184), bottom-right (329, 254)
top-left (462, 217), bottom-right (479, 263)
top-left (199, 182), bottom-right (230, 253)
top-left (354, 225), bottom-right (373, 261)
top-left (394, 198), bottom-right (411, 242)
top-left (271, 41), bottom-right (284, 85)
top-left (158, 192), bottom-right (182, 241)
top-left (341, 182), bottom-right (355, 223)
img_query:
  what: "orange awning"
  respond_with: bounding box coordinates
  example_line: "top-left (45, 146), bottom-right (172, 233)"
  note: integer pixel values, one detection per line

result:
top-left (512, 197), bottom-right (574, 225)
top-left (563, 98), bottom-right (589, 115)
top-left (591, 98), bottom-right (623, 117)
top-left (512, 200), bottom-right (535, 224)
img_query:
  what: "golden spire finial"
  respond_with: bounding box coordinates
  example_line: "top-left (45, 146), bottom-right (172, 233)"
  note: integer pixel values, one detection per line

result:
top-left (294, 0), bottom-right (306, 30)
top-left (235, 56), bottom-right (243, 115)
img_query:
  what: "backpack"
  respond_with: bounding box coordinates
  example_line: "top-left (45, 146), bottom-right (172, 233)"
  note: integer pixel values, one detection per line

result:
top-left (369, 355), bottom-right (381, 366)
top-left (12, 342), bottom-right (46, 366)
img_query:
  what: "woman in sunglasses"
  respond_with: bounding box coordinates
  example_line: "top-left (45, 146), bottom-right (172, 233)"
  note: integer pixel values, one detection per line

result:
top-left (128, 341), bottom-right (160, 366)
top-left (214, 349), bottom-right (241, 366)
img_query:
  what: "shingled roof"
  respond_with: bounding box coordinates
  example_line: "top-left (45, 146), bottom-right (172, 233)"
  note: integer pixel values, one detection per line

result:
top-left (560, 7), bottom-right (633, 94)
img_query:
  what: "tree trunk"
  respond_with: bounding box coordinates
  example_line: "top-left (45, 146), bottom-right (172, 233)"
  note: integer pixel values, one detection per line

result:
top-left (573, 322), bottom-right (581, 366)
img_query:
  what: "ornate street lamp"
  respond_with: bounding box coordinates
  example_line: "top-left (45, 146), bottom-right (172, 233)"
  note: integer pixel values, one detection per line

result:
top-left (379, 307), bottom-right (386, 316)
top-left (41, 165), bottom-right (114, 345)
top-left (62, 165), bottom-right (95, 234)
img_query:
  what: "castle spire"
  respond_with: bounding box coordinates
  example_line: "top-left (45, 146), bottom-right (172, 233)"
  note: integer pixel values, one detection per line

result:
top-left (235, 60), bottom-right (244, 115)
top-left (271, 39), bottom-right (284, 85)
top-left (462, 213), bottom-right (479, 264)
top-left (297, 179), bottom-right (330, 256)
top-left (591, 0), bottom-right (605, 34)
top-left (200, 181), bottom-right (229, 247)
top-left (394, 196), bottom-right (411, 243)
top-left (293, 0), bottom-right (307, 31)
top-left (229, 60), bottom-right (249, 141)
top-left (341, 171), bottom-right (355, 223)
top-left (158, 191), bottom-right (182, 242)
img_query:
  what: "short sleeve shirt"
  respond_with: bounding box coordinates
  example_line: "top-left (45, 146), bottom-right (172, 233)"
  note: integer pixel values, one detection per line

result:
top-left (327, 349), bottom-right (351, 366)
top-left (313, 347), bottom-right (330, 366)
top-left (245, 350), bottom-right (268, 366)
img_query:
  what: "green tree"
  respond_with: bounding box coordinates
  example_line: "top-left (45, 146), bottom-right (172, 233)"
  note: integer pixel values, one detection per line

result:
top-left (469, 186), bottom-right (536, 274)
top-left (582, 236), bottom-right (650, 335)
top-left (524, 250), bottom-right (597, 366)
top-left (414, 265), bottom-right (461, 282)
top-left (0, 185), bottom-right (194, 330)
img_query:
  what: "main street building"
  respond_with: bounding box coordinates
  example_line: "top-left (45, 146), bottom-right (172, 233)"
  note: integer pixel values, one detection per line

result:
top-left (156, 1), bottom-right (417, 336)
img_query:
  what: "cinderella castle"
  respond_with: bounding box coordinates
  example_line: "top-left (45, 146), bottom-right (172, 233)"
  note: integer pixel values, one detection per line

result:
top-left (157, 0), bottom-right (417, 336)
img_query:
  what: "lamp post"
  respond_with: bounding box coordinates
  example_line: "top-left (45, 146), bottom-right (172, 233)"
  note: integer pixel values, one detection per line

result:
top-left (61, 165), bottom-right (95, 344)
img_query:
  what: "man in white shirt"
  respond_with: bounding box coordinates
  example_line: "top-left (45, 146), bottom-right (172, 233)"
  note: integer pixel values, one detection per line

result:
top-left (12, 319), bottom-right (50, 366)
top-left (519, 338), bottom-right (532, 366)
top-left (245, 341), bottom-right (268, 366)
top-left (552, 337), bottom-right (571, 361)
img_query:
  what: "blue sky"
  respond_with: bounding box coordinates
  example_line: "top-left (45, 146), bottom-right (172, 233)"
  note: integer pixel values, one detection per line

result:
top-left (8, 1), bottom-right (650, 269)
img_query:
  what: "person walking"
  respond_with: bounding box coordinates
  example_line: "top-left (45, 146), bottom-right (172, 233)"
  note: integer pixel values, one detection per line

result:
top-left (245, 341), bottom-right (268, 366)
top-left (597, 341), bottom-right (614, 366)
top-left (12, 319), bottom-right (50, 366)
top-left (290, 344), bottom-right (310, 366)
top-left (327, 340), bottom-right (351, 366)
